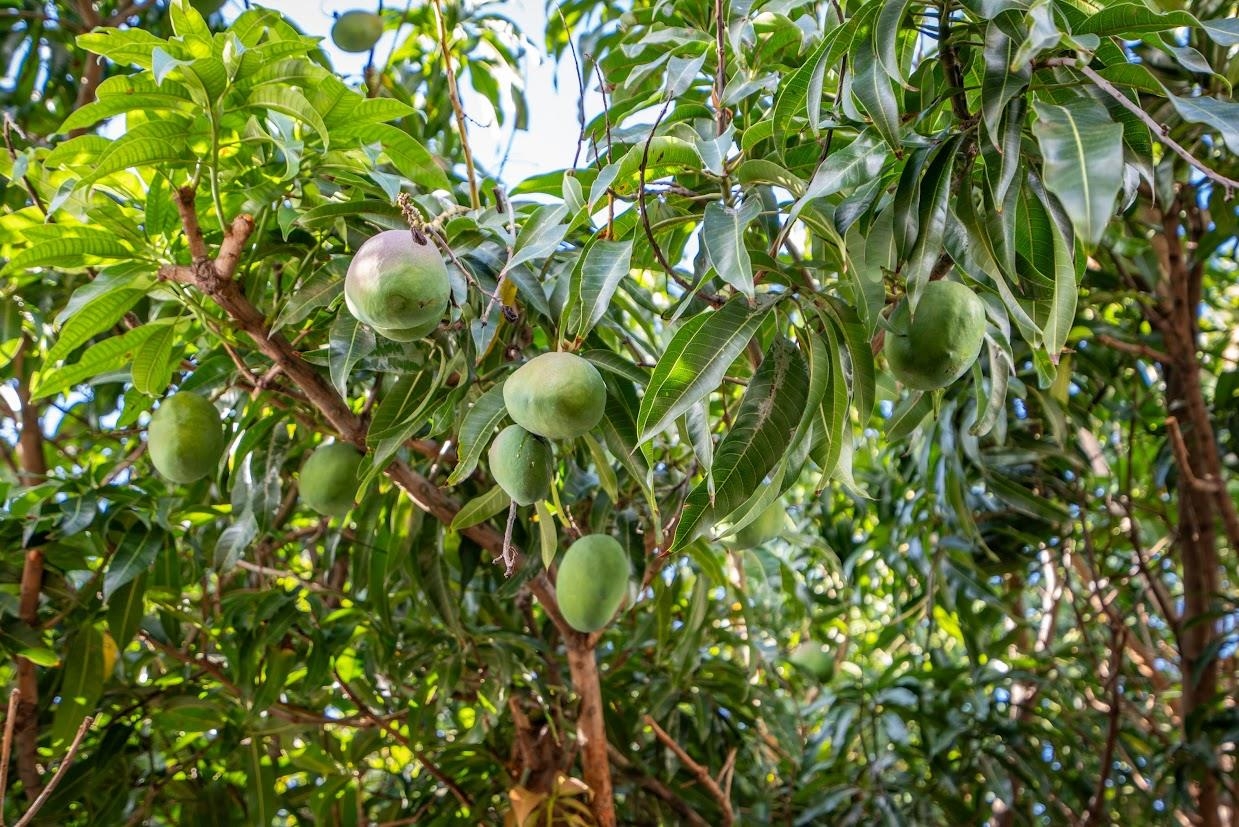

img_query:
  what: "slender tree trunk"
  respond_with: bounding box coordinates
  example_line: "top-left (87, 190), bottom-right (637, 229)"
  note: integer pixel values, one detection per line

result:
top-left (1152, 197), bottom-right (1223, 827)
top-left (13, 342), bottom-right (47, 800)
top-left (565, 634), bottom-right (616, 827)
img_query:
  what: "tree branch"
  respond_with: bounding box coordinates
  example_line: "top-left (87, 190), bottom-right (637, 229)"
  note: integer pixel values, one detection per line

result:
top-left (12, 716), bottom-right (92, 827)
top-left (642, 714), bottom-right (734, 826)
top-left (1043, 58), bottom-right (1239, 196)
top-left (431, 0), bottom-right (480, 209)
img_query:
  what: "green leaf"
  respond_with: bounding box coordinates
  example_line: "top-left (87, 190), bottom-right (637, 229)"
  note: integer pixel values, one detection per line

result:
top-left (363, 359), bottom-right (450, 487)
top-left (106, 573), bottom-right (146, 649)
top-left (1167, 93), bottom-right (1239, 155)
top-left (131, 321), bottom-right (181, 396)
top-left (214, 512), bottom-right (258, 571)
top-left (508, 204), bottom-right (570, 271)
top-left (1043, 207), bottom-right (1079, 364)
top-left (638, 296), bottom-right (774, 442)
top-left (906, 139), bottom-right (959, 304)
top-left (80, 133), bottom-right (192, 186)
top-left (1074, 4), bottom-right (1198, 38)
top-left (1201, 17), bottom-right (1239, 45)
top-left (271, 269), bottom-right (343, 331)
top-left (342, 124), bottom-right (451, 192)
top-left (245, 85), bottom-right (330, 149)
top-left (786, 131), bottom-right (887, 227)
top-left (247, 737), bottom-right (278, 826)
top-left (328, 311), bottom-right (376, 397)
top-left (5, 230), bottom-right (136, 274)
top-left (702, 198), bottom-right (762, 300)
top-left (982, 18), bottom-right (1031, 144)
top-left (104, 528), bottom-right (163, 602)
top-left (565, 239), bottom-right (634, 339)
top-left (47, 287), bottom-right (146, 364)
top-left (535, 501), bottom-right (558, 569)
top-left (447, 382), bottom-right (509, 486)
top-left (664, 51), bottom-right (707, 97)
top-left (1032, 100), bottom-right (1123, 246)
top-left (33, 321), bottom-right (172, 399)
top-left (450, 485), bottom-right (511, 531)
top-left (851, 43), bottom-right (903, 150)
top-left (51, 627), bottom-right (102, 750)
top-left (670, 337), bottom-right (810, 552)
top-left (156, 696), bottom-right (226, 733)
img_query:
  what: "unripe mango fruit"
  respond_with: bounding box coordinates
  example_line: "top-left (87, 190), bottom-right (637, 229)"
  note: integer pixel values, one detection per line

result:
top-left (556, 534), bottom-right (629, 633)
top-left (148, 392), bottom-right (226, 484)
top-left (331, 10), bottom-right (384, 53)
top-left (503, 352), bottom-right (606, 440)
top-left (788, 641), bottom-right (832, 682)
top-left (345, 230), bottom-right (450, 342)
top-left (488, 425), bottom-right (553, 506)
top-left (884, 280), bottom-right (986, 391)
top-left (299, 443), bottom-right (363, 518)
top-left (723, 500), bottom-right (786, 550)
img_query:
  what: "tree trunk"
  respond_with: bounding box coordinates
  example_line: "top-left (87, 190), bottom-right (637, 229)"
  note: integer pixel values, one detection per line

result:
top-left (1152, 196), bottom-right (1223, 827)
top-left (14, 342), bottom-right (47, 800)
top-left (565, 634), bottom-right (616, 827)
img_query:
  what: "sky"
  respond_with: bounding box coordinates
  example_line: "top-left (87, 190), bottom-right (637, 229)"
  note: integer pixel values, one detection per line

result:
top-left (247, 0), bottom-right (587, 183)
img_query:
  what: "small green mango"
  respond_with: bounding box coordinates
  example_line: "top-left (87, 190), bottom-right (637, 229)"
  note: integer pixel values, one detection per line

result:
top-left (148, 392), bottom-right (226, 484)
top-left (331, 10), bottom-right (384, 53)
top-left (788, 641), bottom-right (833, 682)
top-left (299, 443), bottom-right (363, 518)
top-left (488, 425), bottom-right (553, 506)
top-left (883, 280), bottom-right (986, 391)
top-left (344, 230), bottom-right (449, 342)
top-left (556, 534), bottom-right (629, 633)
top-left (503, 352), bottom-right (606, 440)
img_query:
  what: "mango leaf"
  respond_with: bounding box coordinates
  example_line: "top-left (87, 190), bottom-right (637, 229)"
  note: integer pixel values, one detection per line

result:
top-left (638, 296), bottom-right (774, 442)
top-left (851, 43), bottom-right (903, 150)
top-left (46, 287), bottom-right (146, 364)
top-left (507, 205), bottom-right (569, 271)
top-left (33, 320), bottom-right (172, 399)
top-left (328, 311), bottom-right (375, 397)
top-left (4, 230), bottom-right (135, 274)
top-left (51, 627), bottom-right (102, 750)
top-left (535, 501), bottom-right (557, 569)
top-left (450, 485), bottom-right (511, 531)
top-left (364, 361), bottom-right (448, 486)
top-left (787, 131), bottom-right (887, 228)
top-left (1167, 93), bottom-right (1239, 155)
top-left (702, 198), bottom-right (762, 299)
top-left (447, 382), bottom-right (509, 485)
top-left (271, 269), bottom-right (343, 331)
top-left (1031, 100), bottom-right (1123, 246)
top-left (1074, 4), bottom-right (1198, 38)
top-left (131, 320), bottom-right (182, 396)
top-left (103, 528), bottom-right (163, 602)
top-left (670, 337), bottom-right (810, 552)
top-left (246, 85), bottom-right (330, 148)
top-left (565, 239), bottom-right (634, 339)
top-left (982, 18), bottom-right (1031, 143)
top-left (107, 573), bottom-right (146, 647)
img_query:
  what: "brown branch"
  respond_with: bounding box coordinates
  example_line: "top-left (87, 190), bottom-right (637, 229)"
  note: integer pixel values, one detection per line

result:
top-left (567, 636), bottom-right (616, 826)
top-left (12, 341), bottom-right (46, 802)
top-left (642, 715), bottom-right (734, 826)
top-left (1081, 630), bottom-right (1124, 827)
top-left (431, 0), bottom-right (479, 209)
top-left (1166, 417), bottom-right (1221, 494)
top-left (12, 716), bottom-right (92, 827)
top-left (1043, 58), bottom-right (1239, 196)
top-left (0, 687), bottom-right (19, 826)
top-left (607, 744), bottom-right (711, 827)
top-left (712, 0), bottom-right (731, 134)
top-left (938, 0), bottom-right (971, 122)
top-left (333, 673), bottom-right (474, 809)
top-left (1096, 334), bottom-right (1171, 365)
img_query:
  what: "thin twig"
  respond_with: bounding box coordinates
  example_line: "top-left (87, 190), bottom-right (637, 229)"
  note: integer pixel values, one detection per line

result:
top-left (12, 716), bottom-right (93, 827)
top-left (0, 688), bottom-right (19, 825)
top-left (1044, 58), bottom-right (1239, 196)
top-left (712, 0), bottom-right (731, 134)
top-left (333, 673), bottom-right (474, 808)
top-left (642, 715), bottom-right (734, 826)
top-left (1096, 333), bottom-right (1171, 365)
top-left (1166, 416), bottom-right (1221, 493)
top-left (496, 500), bottom-right (519, 577)
top-left (431, 0), bottom-right (480, 209)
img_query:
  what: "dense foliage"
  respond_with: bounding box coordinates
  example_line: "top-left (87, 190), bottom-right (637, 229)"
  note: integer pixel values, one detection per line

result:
top-left (1, 0), bottom-right (1237, 825)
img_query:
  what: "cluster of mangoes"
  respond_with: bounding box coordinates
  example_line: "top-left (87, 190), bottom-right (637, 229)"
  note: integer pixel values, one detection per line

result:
top-left (145, 227), bottom-right (635, 633)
